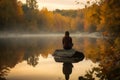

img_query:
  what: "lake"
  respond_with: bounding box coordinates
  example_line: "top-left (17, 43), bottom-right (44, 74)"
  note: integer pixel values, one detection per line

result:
top-left (0, 33), bottom-right (105, 80)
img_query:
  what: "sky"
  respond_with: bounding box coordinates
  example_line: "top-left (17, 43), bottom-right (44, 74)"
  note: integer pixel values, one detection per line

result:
top-left (19, 0), bottom-right (99, 11)
top-left (37, 0), bottom-right (87, 10)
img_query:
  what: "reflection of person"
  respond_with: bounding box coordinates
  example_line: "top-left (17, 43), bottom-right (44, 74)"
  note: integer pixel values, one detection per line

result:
top-left (62, 31), bottom-right (73, 50)
top-left (79, 76), bottom-right (95, 80)
top-left (62, 63), bottom-right (73, 80)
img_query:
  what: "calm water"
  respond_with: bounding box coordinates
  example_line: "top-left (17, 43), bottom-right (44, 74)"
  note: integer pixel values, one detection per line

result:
top-left (0, 34), bottom-right (104, 80)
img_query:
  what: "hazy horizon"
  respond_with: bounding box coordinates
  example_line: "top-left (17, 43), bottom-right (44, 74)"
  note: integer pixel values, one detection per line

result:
top-left (19, 0), bottom-right (100, 11)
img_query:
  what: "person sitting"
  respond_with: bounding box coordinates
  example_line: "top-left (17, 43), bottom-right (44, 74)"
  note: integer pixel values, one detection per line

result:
top-left (62, 31), bottom-right (73, 50)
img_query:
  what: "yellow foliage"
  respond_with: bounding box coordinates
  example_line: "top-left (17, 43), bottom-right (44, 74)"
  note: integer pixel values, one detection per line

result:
top-left (17, 1), bottom-right (24, 16)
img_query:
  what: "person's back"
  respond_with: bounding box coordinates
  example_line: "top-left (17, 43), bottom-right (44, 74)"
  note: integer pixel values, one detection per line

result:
top-left (62, 31), bottom-right (73, 50)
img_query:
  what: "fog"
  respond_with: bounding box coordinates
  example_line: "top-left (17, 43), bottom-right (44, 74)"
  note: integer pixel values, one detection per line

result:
top-left (0, 32), bottom-right (102, 38)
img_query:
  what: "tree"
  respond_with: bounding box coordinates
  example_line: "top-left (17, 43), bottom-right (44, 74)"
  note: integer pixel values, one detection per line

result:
top-left (38, 8), bottom-right (54, 31)
top-left (26, 0), bottom-right (38, 10)
top-left (0, 0), bottom-right (19, 30)
top-left (100, 0), bottom-right (120, 38)
top-left (84, 3), bottom-right (100, 32)
top-left (22, 2), bottom-right (40, 32)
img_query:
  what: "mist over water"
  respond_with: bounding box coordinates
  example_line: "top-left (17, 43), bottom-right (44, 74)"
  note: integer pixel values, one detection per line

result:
top-left (0, 32), bottom-right (102, 38)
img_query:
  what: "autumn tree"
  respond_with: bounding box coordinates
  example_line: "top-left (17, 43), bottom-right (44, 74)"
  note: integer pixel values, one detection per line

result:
top-left (84, 3), bottom-right (100, 32)
top-left (38, 8), bottom-right (54, 31)
top-left (22, 1), bottom-right (39, 32)
top-left (0, 0), bottom-right (23, 31)
top-left (100, 0), bottom-right (120, 38)
top-left (78, 1), bottom-right (120, 79)
top-left (73, 9), bottom-right (84, 32)
top-left (97, 1), bottom-right (120, 79)
top-left (54, 9), bottom-right (77, 18)
top-left (53, 13), bottom-right (72, 32)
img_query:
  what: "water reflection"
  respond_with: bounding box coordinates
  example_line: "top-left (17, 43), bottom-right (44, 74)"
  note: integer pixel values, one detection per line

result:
top-left (0, 36), bottom-right (117, 80)
top-left (78, 66), bottom-right (107, 80)
top-left (62, 63), bottom-right (73, 80)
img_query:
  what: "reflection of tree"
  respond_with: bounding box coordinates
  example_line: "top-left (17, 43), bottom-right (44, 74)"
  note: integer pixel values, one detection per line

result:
top-left (79, 64), bottom-right (120, 80)
top-left (0, 42), bottom-right (24, 79)
top-left (62, 63), bottom-right (73, 80)
top-left (24, 48), bottom-right (40, 67)
top-left (107, 66), bottom-right (120, 80)
top-left (83, 38), bottom-right (101, 62)
top-left (0, 66), bottom-right (10, 80)
top-left (82, 37), bottom-right (120, 80)
top-left (27, 55), bottom-right (39, 67)
top-left (79, 67), bottom-right (107, 80)
top-left (40, 38), bottom-right (61, 58)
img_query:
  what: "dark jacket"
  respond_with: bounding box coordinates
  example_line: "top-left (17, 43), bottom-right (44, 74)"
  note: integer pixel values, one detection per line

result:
top-left (62, 36), bottom-right (73, 50)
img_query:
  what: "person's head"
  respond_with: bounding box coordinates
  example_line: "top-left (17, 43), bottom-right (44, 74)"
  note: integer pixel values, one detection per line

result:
top-left (65, 31), bottom-right (69, 36)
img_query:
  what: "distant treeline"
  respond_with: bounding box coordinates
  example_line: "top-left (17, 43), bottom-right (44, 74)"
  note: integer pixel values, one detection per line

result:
top-left (53, 9), bottom-right (78, 18)
top-left (0, 0), bottom-right (120, 35)
top-left (0, 0), bottom-right (84, 33)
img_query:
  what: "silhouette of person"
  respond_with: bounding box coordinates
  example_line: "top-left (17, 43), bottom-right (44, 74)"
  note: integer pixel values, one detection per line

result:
top-left (62, 31), bottom-right (73, 50)
top-left (62, 62), bottom-right (73, 80)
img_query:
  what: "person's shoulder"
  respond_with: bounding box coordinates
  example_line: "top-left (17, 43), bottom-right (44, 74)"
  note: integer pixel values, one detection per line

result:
top-left (63, 36), bottom-right (65, 38)
top-left (69, 37), bottom-right (72, 39)
top-left (63, 36), bottom-right (66, 39)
